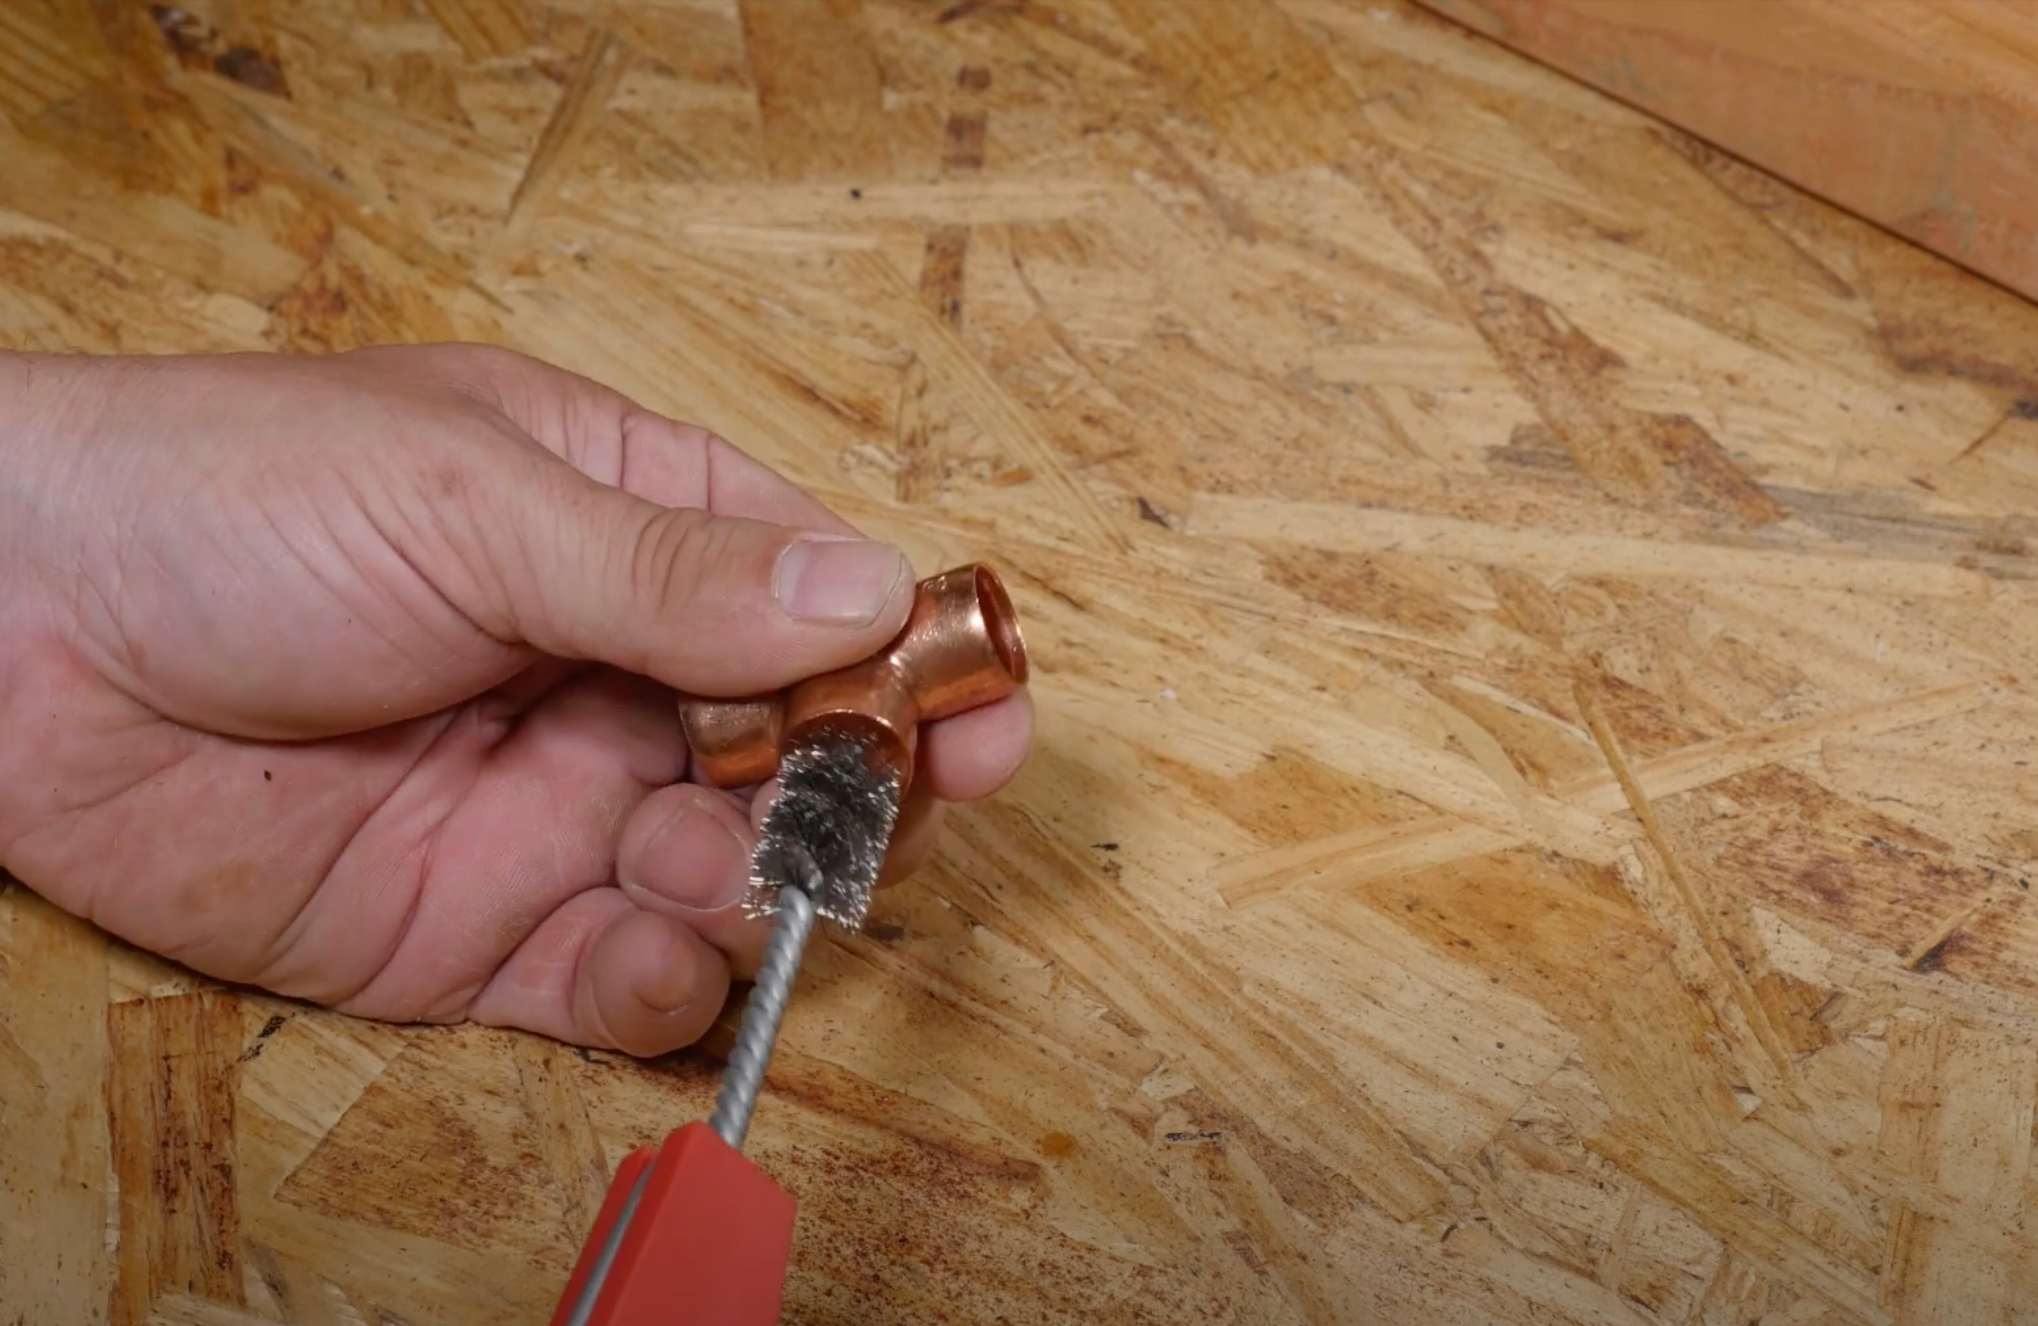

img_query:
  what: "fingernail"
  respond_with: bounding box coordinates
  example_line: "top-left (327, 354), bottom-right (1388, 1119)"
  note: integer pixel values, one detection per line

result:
top-left (636, 805), bottom-right (750, 914)
top-left (774, 537), bottom-right (908, 626)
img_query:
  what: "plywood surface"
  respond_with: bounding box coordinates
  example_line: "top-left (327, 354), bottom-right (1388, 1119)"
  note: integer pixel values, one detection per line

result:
top-left (6, 2), bottom-right (2038, 1323)
top-left (1412, 0), bottom-right (2038, 304)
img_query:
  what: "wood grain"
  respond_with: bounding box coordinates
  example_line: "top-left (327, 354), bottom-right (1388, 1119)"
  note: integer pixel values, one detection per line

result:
top-left (6, 1), bottom-right (2038, 1322)
top-left (0, 887), bottom-right (113, 1326)
top-left (106, 992), bottom-right (245, 1326)
top-left (1412, 0), bottom-right (2038, 304)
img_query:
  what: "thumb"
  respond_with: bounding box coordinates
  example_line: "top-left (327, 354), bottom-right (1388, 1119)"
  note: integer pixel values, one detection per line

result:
top-left (464, 452), bottom-right (915, 696)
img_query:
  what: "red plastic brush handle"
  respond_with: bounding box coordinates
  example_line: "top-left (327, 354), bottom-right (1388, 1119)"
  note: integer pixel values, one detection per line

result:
top-left (549, 1121), bottom-right (797, 1326)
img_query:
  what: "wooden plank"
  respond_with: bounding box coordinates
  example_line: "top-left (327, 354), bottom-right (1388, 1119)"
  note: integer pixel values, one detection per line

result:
top-left (3, 1), bottom-right (2038, 1322)
top-left (1411, 0), bottom-right (2038, 303)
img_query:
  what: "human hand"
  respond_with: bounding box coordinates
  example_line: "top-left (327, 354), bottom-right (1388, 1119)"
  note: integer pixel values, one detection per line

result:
top-left (0, 344), bottom-right (1032, 1055)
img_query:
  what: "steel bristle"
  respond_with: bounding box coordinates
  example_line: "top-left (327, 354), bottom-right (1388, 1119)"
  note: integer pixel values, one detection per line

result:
top-left (743, 731), bottom-right (904, 929)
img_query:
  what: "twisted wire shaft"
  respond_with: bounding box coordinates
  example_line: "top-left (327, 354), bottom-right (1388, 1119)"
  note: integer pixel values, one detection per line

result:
top-left (559, 874), bottom-right (820, 1326)
top-left (709, 877), bottom-right (821, 1151)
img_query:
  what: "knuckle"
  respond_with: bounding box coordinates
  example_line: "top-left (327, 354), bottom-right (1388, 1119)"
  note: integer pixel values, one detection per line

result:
top-left (438, 342), bottom-right (530, 377)
top-left (627, 505), bottom-right (728, 615)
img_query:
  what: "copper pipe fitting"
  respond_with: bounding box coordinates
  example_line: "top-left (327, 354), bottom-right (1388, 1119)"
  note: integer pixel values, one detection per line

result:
top-left (681, 563), bottom-right (1028, 788)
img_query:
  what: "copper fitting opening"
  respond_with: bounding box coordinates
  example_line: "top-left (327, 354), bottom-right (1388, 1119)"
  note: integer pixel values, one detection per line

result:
top-left (681, 562), bottom-right (1029, 789)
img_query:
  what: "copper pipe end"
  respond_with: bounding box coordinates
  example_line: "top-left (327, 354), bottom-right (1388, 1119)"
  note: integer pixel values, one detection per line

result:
top-left (680, 562), bottom-right (1029, 788)
top-left (682, 698), bottom-right (783, 788)
top-left (902, 564), bottom-right (1028, 717)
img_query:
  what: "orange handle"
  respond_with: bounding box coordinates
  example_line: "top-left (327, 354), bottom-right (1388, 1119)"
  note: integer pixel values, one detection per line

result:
top-left (550, 1122), bottom-right (797, 1326)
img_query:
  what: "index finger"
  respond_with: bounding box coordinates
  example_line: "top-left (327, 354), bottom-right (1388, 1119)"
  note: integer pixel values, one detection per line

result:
top-left (434, 343), bottom-right (867, 538)
top-left (695, 430), bottom-right (865, 537)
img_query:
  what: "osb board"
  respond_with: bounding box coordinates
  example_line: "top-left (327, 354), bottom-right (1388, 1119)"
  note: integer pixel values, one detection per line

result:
top-left (4, 1), bottom-right (2038, 1324)
top-left (1412, 0), bottom-right (2038, 305)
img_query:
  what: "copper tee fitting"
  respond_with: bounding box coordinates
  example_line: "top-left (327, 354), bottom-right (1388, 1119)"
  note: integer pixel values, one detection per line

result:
top-left (681, 563), bottom-right (1028, 788)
